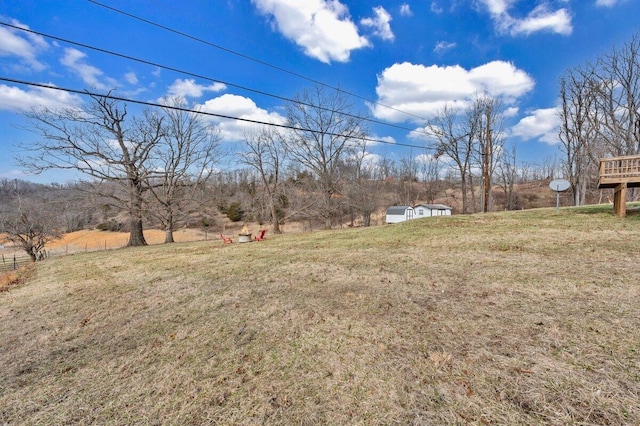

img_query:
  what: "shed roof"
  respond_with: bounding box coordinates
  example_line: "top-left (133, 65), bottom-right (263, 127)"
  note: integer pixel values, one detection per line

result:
top-left (386, 205), bottom-right (412, 215)
top-left (414, 204), bottom-right (452, 210)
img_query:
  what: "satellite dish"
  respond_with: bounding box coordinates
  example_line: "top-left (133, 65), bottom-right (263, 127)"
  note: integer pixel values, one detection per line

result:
top-left (549, 179), bottom-right (570, 213)
top-left (549, 179), bottom-right (570, 192)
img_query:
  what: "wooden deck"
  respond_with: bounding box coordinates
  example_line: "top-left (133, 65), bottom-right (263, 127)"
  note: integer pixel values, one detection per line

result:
top-left (598, 155), bottom-right (640, 217)
top-left (598, 155), bottom-right (640, 189)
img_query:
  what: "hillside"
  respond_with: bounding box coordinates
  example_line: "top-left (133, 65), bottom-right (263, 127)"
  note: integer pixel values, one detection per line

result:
top-left (1, 206), bottom-right (639, 424)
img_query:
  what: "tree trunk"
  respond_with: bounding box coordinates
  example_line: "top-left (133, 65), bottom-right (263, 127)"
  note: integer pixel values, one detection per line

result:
top-left (164, 212), bottom-right (175, 243)
top-left (323, 191), bottom-right (332, 230)
top-left (363, 211), bottom-right (371, 227)
top-left (127, 217), bottom-right (147, 247)
top-left (269, 200), bottom-right (281, 234)
top-left (127, 180), bottom-right (148, 247)
top-left (460, 175), bottom-right (468, 214)
top-left (469, 173), bottom-right (477, 213)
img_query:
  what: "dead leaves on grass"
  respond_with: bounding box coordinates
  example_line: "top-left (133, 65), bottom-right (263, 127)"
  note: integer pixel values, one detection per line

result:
top-left (428, 351), bottom-right (453, 370)
top-left (0, 264), bottom-right (34, 292)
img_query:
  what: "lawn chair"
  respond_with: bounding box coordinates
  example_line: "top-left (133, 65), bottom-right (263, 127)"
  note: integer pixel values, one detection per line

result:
top-left (220, 233), bottom-right (233, 244)
top-left (254, 229), bottom-right (266, 241)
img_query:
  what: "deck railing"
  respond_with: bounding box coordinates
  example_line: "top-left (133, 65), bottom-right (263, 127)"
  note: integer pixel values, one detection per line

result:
top-left (598, 155), bottom-right (640, 188)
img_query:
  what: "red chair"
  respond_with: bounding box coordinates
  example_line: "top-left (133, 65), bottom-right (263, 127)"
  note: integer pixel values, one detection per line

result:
top-left (220, 233), bottom-right (233, 244)
top-left (254, 229), bottom-right (266, 241)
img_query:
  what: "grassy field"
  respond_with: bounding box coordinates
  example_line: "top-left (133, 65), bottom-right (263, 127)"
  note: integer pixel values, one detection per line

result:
top-left (1, 206), bottom-right (639, 425)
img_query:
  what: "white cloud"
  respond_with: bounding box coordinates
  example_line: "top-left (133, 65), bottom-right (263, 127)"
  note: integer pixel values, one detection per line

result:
top-left (399, 4), bottom-right (413, 16)
top-left (0, 19), bottom-right (49, 71)
top-left (511, 4), bottom-right (572, 36)
top-left (60, 48), bottom-right (117, 90)
top-left (511, 107), bottom-right (559, 144)
top-left (478, 0), bottom-right (572, 36)
top-left (252, 0), bottom-right (370, 63)
top-left (360, 6), bottom-right (395, 41)
top-left (371, 60), bottom-right (534, 122)
top-left (124, 72), bottom-right (138, 85)
top-left (503, 106), bottom-right (520, 117)
top-left (0, 83), bottom-right (82, 112)
top-left (434, 41), bottom-right (456, 54)
top-left (196, 94), bottom-right (285, 140)
top-left (481, 0), bottom-right (515, 15)
top-left (469, 61), bottom-right (536, 98)
top-left (430, 2), bottom-right (444, 14)
top-left (366, 134), bottom-right (396, 146)
top-left (595, 0), bottom-right (621, 6)
top-left (0, 168), bottom-right (31, 180)
top-left (361, 152), bottom-right (385, 173)
top-left (166, 78), bottom-right (227, 99)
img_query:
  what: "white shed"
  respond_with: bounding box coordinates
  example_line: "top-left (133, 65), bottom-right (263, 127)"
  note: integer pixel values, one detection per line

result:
top-left (386, 206), bottom-right (415, 223)
top-left (414, 204), bottom-right (452, 217)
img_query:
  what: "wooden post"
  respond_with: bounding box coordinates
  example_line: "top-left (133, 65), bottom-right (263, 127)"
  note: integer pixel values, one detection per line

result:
top-left (613, 182), bottom-right (627, 218)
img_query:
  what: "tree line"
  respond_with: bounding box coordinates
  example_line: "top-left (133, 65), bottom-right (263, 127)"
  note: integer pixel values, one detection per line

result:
top-left (559, 31), bottom-right (640, 205)
top-left (2, 76), bottom-right (583, 261)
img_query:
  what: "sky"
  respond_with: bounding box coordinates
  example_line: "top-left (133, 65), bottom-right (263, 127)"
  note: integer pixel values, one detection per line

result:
top-left (0, 0), bottom-right (639, 183)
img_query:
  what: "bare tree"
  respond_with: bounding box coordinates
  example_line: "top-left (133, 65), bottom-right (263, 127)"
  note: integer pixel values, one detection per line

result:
top-left (285, 85), bottom-right (368, 229)
top-left (495, 145), bottom-right (519, 210)
top-left (556, 31), bottom-right (640, 203)
top-left (559, 67), bottom-right (600, 206)
top-left (591, 31), bottom-right (640, 156)
top-left (280, 168), bottom-right (319, 230)
top-left (0, 196), bottom-right (61, 262)
top-left (20, 94), bottom-right (163, 246)
top-left (238, 126), bottom-right (287, 234)
top-left (343, 140), bottom-right (386, 227)
top-left (427, 104), bottom-right (478, 213)
top-left (472, 95), bottom-right (505, 212)
top-left (395, 151), bottom-right (421, 205)
top-left (416, 153), bottom-right (443, 203)
top-left (147, 98), bottom-right (223, 243)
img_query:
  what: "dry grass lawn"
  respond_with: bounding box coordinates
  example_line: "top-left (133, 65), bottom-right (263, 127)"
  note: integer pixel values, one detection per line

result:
top-left (1, 206), bottom-right (639, 425)
top-left (45, 228), bottom-right (209, 254)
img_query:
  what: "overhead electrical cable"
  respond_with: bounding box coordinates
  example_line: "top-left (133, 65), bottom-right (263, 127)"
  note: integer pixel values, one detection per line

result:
top-left (1, 77), bottom-right (434, 152)
top-left (0, 22), bottom-right (433, 139)
top-left (87, 0), bottom-right (428, 122)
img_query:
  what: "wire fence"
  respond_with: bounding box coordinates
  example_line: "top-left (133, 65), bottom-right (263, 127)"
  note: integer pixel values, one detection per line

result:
top-left (0, 228), bottom-right (259, 273)
top-left (1, 253), bottom-right (33, 272)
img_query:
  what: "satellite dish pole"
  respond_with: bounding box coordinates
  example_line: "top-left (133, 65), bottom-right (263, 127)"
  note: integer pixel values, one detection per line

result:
top-left (549, 179), bottom-right (571, 213)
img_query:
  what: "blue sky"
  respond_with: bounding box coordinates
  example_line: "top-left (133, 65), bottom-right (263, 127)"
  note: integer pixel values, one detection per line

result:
top-left (0, 0), bottom-right (638, 183)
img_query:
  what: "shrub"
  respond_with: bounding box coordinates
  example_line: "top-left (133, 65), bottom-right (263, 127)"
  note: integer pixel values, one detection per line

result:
top-left (226, 202), bottom-right (244, 222)
top-left (96, 220), bottom-right (122, 232)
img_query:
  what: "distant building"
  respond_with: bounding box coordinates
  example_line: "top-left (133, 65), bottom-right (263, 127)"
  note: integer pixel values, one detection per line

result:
top-left (413, 204), bottom-right (452, 218)
top-left (385, 206), bottom-right (415, 224)
top-left (386, 204), bottom-right (452, 224)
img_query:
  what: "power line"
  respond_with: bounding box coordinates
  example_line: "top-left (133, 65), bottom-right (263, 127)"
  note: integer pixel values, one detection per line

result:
top-left (1, 77), bottom-right (434, 152)
top-left (87, 0), bottom-right (428, 122)
top-left (0, 22), bottom-right (433, 139)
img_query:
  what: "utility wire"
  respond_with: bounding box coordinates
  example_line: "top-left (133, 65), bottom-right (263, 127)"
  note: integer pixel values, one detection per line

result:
top-left (87, 0), bottom-right (428, 122)
top-left (0, 22), bottom-right (433, 138)
top-left (1, 77), bottom-right (434, 152)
